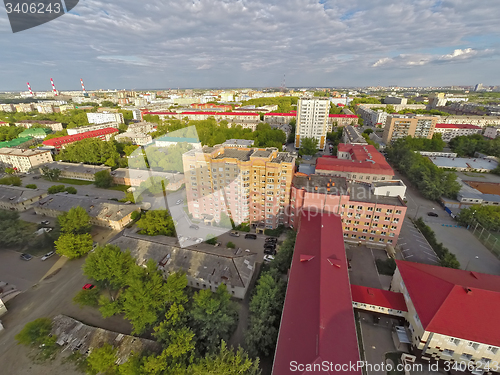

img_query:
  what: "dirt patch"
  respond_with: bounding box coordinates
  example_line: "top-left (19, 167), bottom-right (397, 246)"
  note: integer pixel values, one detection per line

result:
top-left (43, 268), bottom-right (62, 280)
top-left (464, 180), bottom-right (500, 195)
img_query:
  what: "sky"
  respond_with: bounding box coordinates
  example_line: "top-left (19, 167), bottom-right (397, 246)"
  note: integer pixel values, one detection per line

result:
top-left (1, 0), bottom-right (500, 91)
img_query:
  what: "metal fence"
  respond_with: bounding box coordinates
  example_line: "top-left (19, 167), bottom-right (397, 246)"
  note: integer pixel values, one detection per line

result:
top-left (468, 220), bottom-right (500, 259)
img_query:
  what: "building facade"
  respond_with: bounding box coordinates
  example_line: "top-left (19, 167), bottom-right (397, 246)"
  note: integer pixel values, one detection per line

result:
top-left (183, 146), bottom-right (295, 229)
top-left (0, 148), bottom-right (53, 172)
top-left (42, 128), bottom-right (118, 150)
top-left (67, 123), bottom-right (119, 135)
top-left (87, 112), bottom-right (124, 124)
top-left (484, 127), bottom-right (499, 139)
top-left (433, 124), bottom-right (482, 142)
top-left (295, 97), bottom-right (329, 150)
top-left (327, 114), bottom-right (359, 129)
top-left (382, 115), bottom-right (438, 144)
top-left (40, 162), bottom-right (111, 181)
top-left (14, 120), bottom-right (63, 131)
top-left (115, 131), bottom-right (152, 146)
top-left (0, 185), bottom-right (48, 211)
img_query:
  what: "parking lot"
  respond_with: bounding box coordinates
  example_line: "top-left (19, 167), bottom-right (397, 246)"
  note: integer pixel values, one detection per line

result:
top-left (397, 220), bottom-right (440, 265)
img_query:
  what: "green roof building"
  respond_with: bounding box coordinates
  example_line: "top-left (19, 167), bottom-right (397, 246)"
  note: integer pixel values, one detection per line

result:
top-left (18, 128), bottom-right (52, 139)
top-left (0, 137), bottom-right (36, 148)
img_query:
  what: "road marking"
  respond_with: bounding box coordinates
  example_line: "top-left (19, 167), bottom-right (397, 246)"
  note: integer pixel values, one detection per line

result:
top-left (402, 249), bottom-right (411, 252)
top-left (399, 243), bottom-right (406, 246)
top-left (416, 239), bottom-right (428, 245)
top-left (404, 254), bottom-right (414, 259)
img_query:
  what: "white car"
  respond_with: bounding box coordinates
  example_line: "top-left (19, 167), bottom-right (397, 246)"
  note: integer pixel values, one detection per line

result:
top-left (263, 255), bottom-right (275, 262)
top-left (195, 238), bottom-right (203, 244)
top-left (176, 199), bottom-right (184, 205)
top-left (41, 251), bottom-right (55, 261)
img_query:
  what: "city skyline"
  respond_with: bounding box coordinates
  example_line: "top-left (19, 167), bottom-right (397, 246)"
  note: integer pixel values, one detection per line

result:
top-left (1, 0), bottom-right (500, 91)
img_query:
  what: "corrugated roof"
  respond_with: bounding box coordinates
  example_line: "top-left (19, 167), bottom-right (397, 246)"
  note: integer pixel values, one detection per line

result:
top-left (351, 285), bottom-right (408, 311)
top-left (435, 123), bottom-right (481, 129)
top-left (42, 127), bottom-right (118, 147)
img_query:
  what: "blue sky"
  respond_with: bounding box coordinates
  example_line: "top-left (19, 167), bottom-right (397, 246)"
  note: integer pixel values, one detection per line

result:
top-left (1, 0), bottom-right (500, 91)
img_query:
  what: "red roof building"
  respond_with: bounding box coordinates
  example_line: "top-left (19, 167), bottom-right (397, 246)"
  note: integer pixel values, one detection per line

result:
top-left (316, 144), bottom-right (394, 181)
top-left (273, 212), bottom-right (361, 375)
top-left (392, 261), bottom-right (500, 363)
top-left (351, 285), bottom-right (408, 312)
top-left (327, 114), bottom-right (359, 127)
top-left (42, 127), bottom-right (118, 149)
top-left (431, 123), bottom-right (482, 142)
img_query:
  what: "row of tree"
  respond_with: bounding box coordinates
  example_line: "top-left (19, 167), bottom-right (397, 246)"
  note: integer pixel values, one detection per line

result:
top-left (414, 218), bottom-right (460, 268)
top-left (457, 205), bottom-right (500, 232)
top-left (54, 206), bottom-right (93, 259)
top-left (449, 133), bottom-right (500, 158)
top-left (386, 137), bottom-right (461, 200)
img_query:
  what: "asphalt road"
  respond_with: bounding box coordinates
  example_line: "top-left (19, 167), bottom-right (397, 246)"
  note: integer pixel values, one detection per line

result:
top-left (398, 220), bottom-right (440, 266)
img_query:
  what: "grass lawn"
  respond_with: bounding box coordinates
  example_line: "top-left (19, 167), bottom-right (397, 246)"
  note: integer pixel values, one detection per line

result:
top-left (48, 177), bottom-right (94, 185)
top-left (104, 184), bottom-right (130, 192)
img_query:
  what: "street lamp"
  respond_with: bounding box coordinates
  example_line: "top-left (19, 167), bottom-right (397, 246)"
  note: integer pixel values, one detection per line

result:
top-left (465, 256), bottom-right (479, 271)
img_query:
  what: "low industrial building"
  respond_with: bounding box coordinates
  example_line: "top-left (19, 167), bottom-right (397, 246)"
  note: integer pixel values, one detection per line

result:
top-left (428, 156), bottom-right (498, 172)
top-left (221, 139), bottom-right (255, 148)
top-left (0, 185), bottom-right (48, 211)
top-left (154, 135), bottom-right (202, 149)
top-left (111, 168), bottom-right (185, 191)
top-left (0, 148), bottom-right (53, 172)
top-left (35, 194), bottom-right (140, 230)
top-left (0, 137), bottom-right (37, 149)
top-left (110, 232), bottom-right (256, 299)
top-left (40, 161), bottom-right (111, 181)
top-left (67, 122), bottom-right (119, 135)
top-left (18, 128), bottom-right (52, 139)
top-left (42, 128), bottom-right (119, 150)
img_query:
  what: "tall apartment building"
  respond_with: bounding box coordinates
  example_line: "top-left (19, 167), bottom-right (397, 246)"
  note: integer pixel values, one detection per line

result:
top-left (0, 148), bottom-right (53, 172)
top-left (87, 112), bottom-right (124, 125)
top-left (382, 115), bottom-right (438, 144)
top-left (295, 97), bottom-right (329, 150)
top-left (183, 146), bottom-right (295, 230)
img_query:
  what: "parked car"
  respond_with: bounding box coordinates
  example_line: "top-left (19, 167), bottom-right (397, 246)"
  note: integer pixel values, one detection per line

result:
top-left (176, 199), bottom-right (183, 205)
top-left (264, 248), bottom-right (276, 256)
top-left (229, 230), bottom-right (240, 237)
top-left (41, 251), bottom-right (55, 261)
top-left (244, 233), bottom-right (257, 240)
top-left (264, 243), bottom-right (276, 250)
top-left (20, 253), bottom-right (32, 261)
top-left (195, 238), bottom-right (203, 244)
top-left (40, 220), bottom-right (50, 225)
top-left (214, 242), bottom-right (222, 247)
top-left (82, 284), bottom-right (95, 290)
top-left (427, 212), bottom-right (439, 217)
top-left (189, 224), bottom-right (200, 230)
top-left (263, 255), bottom-right (275, 262)
top-left (265, 237), bottom-right (278, 243)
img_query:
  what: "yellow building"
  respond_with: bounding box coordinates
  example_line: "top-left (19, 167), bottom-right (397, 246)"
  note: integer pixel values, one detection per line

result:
top-left (182, 146), bottom-right (295, 229)
top-left (0, 148), bottom-right (53, 173)
top-left (382, 115), bottom-right (438, 144)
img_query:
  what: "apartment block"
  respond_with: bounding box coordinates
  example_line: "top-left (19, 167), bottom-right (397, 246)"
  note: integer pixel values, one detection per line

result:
top-left (0, 148), bottom-right (53, 172)
top-left (287, 174), bottom-right (407, 244)
top-left (67, 122), bottom-right (119, 135)
top-left (127, 121), bottom-right (156, 134)
top-left (40, 162), bottom-right (111, 181)
top-left (391, 261), bottom-right (500, 370)
top-left (0, 185), bottom-right (48, 211)
top-left (315, 144), bottom-right (394, 182)
top-left (14, 104), bottom-right (34, 113)
top-left (0, 121), bottom-right (10, 127)
top-left (0, 104), bottom-right (15, 112)
top-left (437, 116), bottom-right (500, 127)
top-left (295, 97), bottom-right (329, 150)
top-left (183, 146), bottom-right (295, 229)
top-left (87, 112), bottom-right (124, 124)
top-left (357, 105), bottom-right (388, 127)
top-left (263, 112), bottom-right (295, 126)
top-left (115, 131), bottom-right (152, 146)
top-left (433, 124), bottom-right (482, 142)
top-left (484, 127), bottom-right (500, 139)
top-left (14, 120), bottom-right (63, 132)
top-left (327, 114), bottom-right (359, 130)
top-left (382, 115), bottom-right (438, 144)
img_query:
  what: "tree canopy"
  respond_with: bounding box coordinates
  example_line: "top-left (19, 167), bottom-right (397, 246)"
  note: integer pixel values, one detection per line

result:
top-left (0, 210), bottom-right (34, 247)
top-left (58, 206), bottom-right (92, 234)
top-left (449, 133), bottom-right (500, 157)
top-left (137, 210), bottom-right (176, 237)
top-left (55, 233), bottom-right (93, 259)
top-left (94, 170), bottom-right (114, 188)
top-left (299, 137), bottom-right (318, 156)
top-left (57, 138), bottom-right (120, 166)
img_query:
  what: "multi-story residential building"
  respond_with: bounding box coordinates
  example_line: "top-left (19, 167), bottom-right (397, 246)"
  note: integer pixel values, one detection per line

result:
top-left (0, 104), bottom-right (15, 112)
top-left (356, 105), bottom-right (389, 127)
top-left (182, 146), bottom-right (295, 229)
top-left (35, 194), bottom-right (140, 230)
top-left (315, 144), bottom-right (394, 182)
top-left (391, 261), bottom-right (500, 369)
top-left (42, 128), bottom-right (118, 150)
top-left (484, 127), bottom-right (500, 139)
top-left (295, 97), bottom-right (329, 150)
top-left (437, 116), bottom-right (500, 127)
top-left (0, 148), bottom-right (53, 172)
top-left (132, 109), bottom-right (142, 121)
top-left (14, 104), bottom-right (34, 113)
top-left (87, 112), bottom-right (124, 125)
top-left (115, 131), bottom-right (152, 146)
top-left (36, 104), bottom-right (54, 114)
top-left (384, 96), bottom-right (407, 105)
top-left (433, 124), bottom-right (482, 142)
top-left (127, 121), bottom-right (156, 134)
top-left (382, 115), bottom-right (438, 144)
top-left (287, 174), bottom-right (407, 244)
top-left (0, 121), bottom-right (9, 127)
top-left (155, 135), bottom-right (201, 149)
top-left (14, 120), bottom-right (63, 131)
top-left (428, 93), bottom-right (447, 109)
top-left (142, 111), bottom-right (260, 124)
top-left (263, 112), bottom-right (295, 126)
top-left (110, 232), bottom-right (256, 299)
top-left (0, 185), bottom-right (48, 211)
top-left (327, 114), bottom-right (359, 130)
top-left (67, 123), bottom-right (119, 135)
top-left (40, 162), bottom-right (111, 181)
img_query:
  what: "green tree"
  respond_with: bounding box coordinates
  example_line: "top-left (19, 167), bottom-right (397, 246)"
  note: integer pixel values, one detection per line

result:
top-left (0, 210), bottom-right (34, 247)
top-left (65, 186), bottom-right (77, 194)
top-left (188, 341), bottom-right (261, 374)
top-left (40, 166), bottom-right (61, 181)
top-left (58, 206), bottom-right (91, 234)
top-left (0, 175), bottom-right (22, 186)
top-left (15, 318), bottom-right (54, 347)
top-left (86, 343), bottom-right (119, 375)
top-left (55, 233), bottom-right (93, 259)
top-left (226, 241), bottom-right (236, 249)
top-left (25, 184), bottom-right (37, 189)
top-left (299, 137), bottom-right (318, 156)
top-left (83, 245), bottom-right (136, 290)
top-left (94, 170), bottom-right (114, 188)
top-left (136, 210), bottom-right (176, 237)
top-left (73, 287), bottom-right (100, 308)
top-left (48, 184), bottom-right (66, 194)
top-left (190, 284), bottom-right (238, 354)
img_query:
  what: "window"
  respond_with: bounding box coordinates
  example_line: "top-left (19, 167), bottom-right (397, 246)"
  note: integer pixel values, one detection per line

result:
top-left (468, 342), bottom-right (480, 350)
top-left (388, 240), bottom-right (393, 244)
top-left (367, 207), bottom-right (373, 211)
top-left (374, 215), bottom-right (380, 221)
top-left (386, 209), bottom-right (393, 214)
top-left (370, 230), bottom-right (376, 234)
top-left (448, 338), bottom-right (461, 346)
top-left (378, 238), bottom-right (384, 243)
top-left (461, 354), bottom-right (473, 361)
top-left (349, 205), bottom-right (354, 209)
top-left (351, 234), bottom-right (356, 238)
top-left (375, 208), bottom-right (382, 212)
top-left (366, 215), bottom-right (372, 219)
top-left (487, 346), bottom-right (498, 355)
top-left (393, 218), bottom-right (399, 223)
top-left (369, 237), bottom-right (374, 241)
top-left (357, 205), bottom-right (363, 210)
top-left (384, 216), bottom-right (390, 221)
top-left (343, 233), bottom-right (348, 238)
top-left (362, 229), bottom-right (368, 233)
top-left (345, 227), bottom-right (350, 232)
top-left (443, 349), bottom-right (454, 357)
top-left (481, 358), bottom-right (491, 365)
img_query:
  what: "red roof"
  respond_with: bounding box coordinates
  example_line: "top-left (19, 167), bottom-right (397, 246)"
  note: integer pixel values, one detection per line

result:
top-left (273, 213), bottom-right (361, 375)
top-left (350, 285), bottom-right (408, 311)
top-left (396, 260), bottom-right (500, 347)
top-left (43, 127), bottom-right (118, 147)
top-left (264, 112), bottom-right (296, 117)
top-left (329, 114), bottom-right (358, 118)
top-left (142, 112), bottom-right (177, 115)
top-left (316, 144), bottom-right (394, 176)
top-left (435, 123), bottom-right (481, 129)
